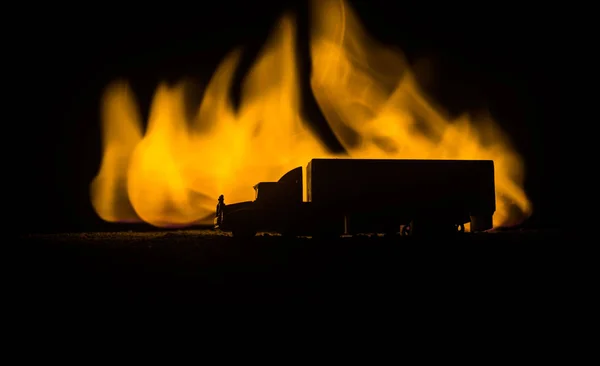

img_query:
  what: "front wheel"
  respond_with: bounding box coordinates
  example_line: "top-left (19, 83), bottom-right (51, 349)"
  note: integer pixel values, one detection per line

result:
top-left (232, 227), bottom-right (257, 239)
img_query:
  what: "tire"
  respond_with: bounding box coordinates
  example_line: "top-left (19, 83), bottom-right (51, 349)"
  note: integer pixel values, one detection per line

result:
top-left (281, 231), bottom-right (298, 239)
top-left (409, 219), bottom-right (457, 237)
top-left (231, 227), bottom-right (257, 239)
top-left (312, 229), bottom-right (339, 241)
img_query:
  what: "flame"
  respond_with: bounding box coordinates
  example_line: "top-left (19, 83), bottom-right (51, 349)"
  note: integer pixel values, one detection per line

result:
top-left (90, 0), bottom-right (532, 228)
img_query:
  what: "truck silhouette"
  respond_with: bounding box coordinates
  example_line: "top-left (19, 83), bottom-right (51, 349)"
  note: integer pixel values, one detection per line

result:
top-left (214, 158), bottom-right (496, 238)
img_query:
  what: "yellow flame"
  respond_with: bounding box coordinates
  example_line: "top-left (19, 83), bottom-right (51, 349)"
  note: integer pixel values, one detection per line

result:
top-left (90, 0), bottom-right (532, 228)
top-left (90, 82), bottom-right (142, 223)
top-left (309, 0), bottom-right (532, 227)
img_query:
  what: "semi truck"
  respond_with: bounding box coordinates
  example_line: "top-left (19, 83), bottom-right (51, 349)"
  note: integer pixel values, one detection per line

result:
top-left (214, 158), bottom-right (496, 238)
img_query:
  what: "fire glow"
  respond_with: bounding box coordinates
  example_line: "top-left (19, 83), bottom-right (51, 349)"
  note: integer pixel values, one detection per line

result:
top-left (90, 0), bottom-right (532, 228)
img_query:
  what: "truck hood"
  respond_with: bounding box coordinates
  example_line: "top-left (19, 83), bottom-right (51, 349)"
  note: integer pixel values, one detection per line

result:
top-left (223, 201), bottom-right (254, 213)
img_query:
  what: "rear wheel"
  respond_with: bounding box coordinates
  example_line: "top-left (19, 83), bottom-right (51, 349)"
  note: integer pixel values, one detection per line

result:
top-left (312, 231), bottom-right (338, 241)
top-left (470, 215), bottom-right (493, 232)
top-left (312, 223), bottom-right (340, 240)
top-left (281, 222), bottom-right (300, 238)
top-left (281, 230), bottom-right (298, 239)
top-left (407, 219), bottom-right (460, 237)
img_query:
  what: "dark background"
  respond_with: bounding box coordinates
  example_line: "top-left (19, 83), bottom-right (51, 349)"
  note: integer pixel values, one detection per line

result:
top-left (18, 0), bottom-right (561, 234)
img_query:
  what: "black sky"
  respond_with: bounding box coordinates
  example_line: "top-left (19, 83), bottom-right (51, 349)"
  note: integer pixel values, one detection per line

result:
top-left (17, 0), bottom-right (562, 233)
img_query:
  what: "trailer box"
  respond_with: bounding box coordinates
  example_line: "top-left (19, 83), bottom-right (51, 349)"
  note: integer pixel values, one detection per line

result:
top-left (306, 158), bottom-right (495, 231)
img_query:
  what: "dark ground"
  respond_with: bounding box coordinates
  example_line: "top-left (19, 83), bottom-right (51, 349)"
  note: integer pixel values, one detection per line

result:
top-left (15, 229), bottom-right (567, 308)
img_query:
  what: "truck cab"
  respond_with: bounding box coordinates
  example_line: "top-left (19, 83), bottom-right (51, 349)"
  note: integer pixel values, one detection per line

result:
top-left (253, 167), bottom-right (303, 206)
top-left (216, 167), bottom-right (304, 237)
top-left (253, 182), bottom-right (281, 205)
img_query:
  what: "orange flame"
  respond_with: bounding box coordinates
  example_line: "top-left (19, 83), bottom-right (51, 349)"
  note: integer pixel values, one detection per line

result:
top-left (90, 0), bottom-right (532, 228)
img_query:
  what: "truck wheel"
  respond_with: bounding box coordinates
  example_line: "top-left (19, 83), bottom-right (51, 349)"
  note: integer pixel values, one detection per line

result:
top-left (281, 231), bottom-right (298, 239)
top-left (409, 219), bottom-right (457, 237)
top-left (281, 224), bottom-right (299, 238)
top-left (312, 229), bottom-right (338, 241)
top-left (470, 215), bottom-right (493, 232)
top-left (232, 227), bottom-right (257, 239)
